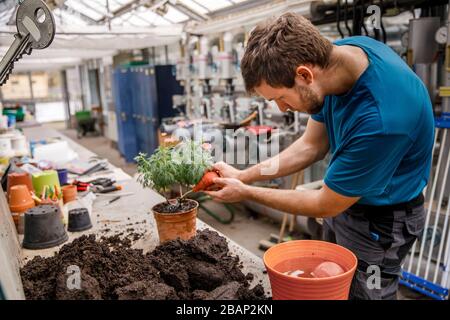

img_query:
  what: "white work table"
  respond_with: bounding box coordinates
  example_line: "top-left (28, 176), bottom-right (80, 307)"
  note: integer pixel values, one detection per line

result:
top-left (19, 125), bottom-right (271, 298)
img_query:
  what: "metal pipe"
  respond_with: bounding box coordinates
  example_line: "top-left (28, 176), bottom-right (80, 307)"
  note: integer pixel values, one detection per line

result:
top-left (164, 45), bottom-right (169, 65)
top-left (224, 99), bottom-right (235, 123)
top-left (312, 0), bottom-right (448, 27)
top-left (416, 129), bottom-right (447, 276)
top-left (344, 0), bottom-right (352, 36)
top-left (28, 72), bottom-right (34, 101)
top-left (360, 0), bottom-right (369, 36)
top-left (106, 0), bottom-right (111, 31)
top-left (336, 0), bottom-right (344, 38)
top-left (201, 97), bottom-right (211, 119)
top-left (407, 128), bottom-right (439, 272)
top-left (425, 130), bottom-right (450, 279)
top-left (352, 0), bottom-right (362, 35)
top-left (380, 0), bottom-right (387, 43)
top-left (434, 188), bottom-right (450, 284)
top-left (61, 69), bottom-right (72, 129)
top-left (441, 200), bottom-right (450, 286)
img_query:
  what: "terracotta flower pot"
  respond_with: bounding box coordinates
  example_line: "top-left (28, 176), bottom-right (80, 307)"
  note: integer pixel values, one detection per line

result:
top-left (62, 185), bottom-right (77, 204)
top-left (152, 199), bottom-right (198, 243)
top-left (8, 184), bottom-right (35, 229)
top-left (7, 172), bottom-right (33, 195)
top-left (263, 240), bottom-right (357, 300)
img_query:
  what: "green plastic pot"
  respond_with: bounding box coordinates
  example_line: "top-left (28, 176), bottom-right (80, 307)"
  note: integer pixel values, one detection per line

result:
top-left (32, 170), bottom-right (61, 198)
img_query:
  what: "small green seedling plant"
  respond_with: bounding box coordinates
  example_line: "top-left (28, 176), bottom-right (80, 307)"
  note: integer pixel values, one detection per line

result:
top-left (135, 139), bottom-right (213, 212)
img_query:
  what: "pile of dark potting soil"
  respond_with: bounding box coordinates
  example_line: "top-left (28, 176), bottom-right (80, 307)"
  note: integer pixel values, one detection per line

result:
top-left (21, 229), bottom-right (268, 300)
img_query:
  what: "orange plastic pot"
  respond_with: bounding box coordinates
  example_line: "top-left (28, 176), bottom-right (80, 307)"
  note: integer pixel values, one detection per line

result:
top-left (152, 199), bottom-right (198, 243)
top-left (7, 172), bottom-right (33, 195)
top-left (193, 171), bottom-right (220, 192)
top-left (62, 185), bottom-right (77, 204)
top-left (8, 184), bottom-right (35, 228)
top-left (263, 240), bottom-right (357, 300)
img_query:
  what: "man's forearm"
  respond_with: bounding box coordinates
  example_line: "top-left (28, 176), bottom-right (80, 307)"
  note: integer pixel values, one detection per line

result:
top-left (244, 185), bottom-right (333, 218)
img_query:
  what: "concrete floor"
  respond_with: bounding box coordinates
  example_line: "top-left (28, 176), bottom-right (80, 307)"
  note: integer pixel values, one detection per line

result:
top-left (47, 122), bottom-right (430, 299)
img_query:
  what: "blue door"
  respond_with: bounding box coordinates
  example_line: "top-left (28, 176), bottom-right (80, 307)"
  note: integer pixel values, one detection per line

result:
top-left (142, 66), bottom-right (159, 155)
top-left (134, 67), bottom-right (148, 155)
top-left (113, 67), bottom-right (138, 162)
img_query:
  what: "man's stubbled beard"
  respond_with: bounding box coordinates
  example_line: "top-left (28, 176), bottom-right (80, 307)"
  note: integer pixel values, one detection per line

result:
top-left (295, 84), bottom-right (323, 115)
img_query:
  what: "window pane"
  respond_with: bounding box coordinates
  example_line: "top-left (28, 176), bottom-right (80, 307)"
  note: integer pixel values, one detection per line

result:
top-left (1, 74), bottom-right (32, 100)
top-left (178, 0), bottom-right (209, 14)
top-left (164, 5), bottom-right (189, 23)
top-left (196, 0), bottom-right (232, 11)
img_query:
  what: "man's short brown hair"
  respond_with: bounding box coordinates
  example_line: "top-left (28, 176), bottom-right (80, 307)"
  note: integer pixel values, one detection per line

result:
top-left (241, 13), bottom-right (333, 94)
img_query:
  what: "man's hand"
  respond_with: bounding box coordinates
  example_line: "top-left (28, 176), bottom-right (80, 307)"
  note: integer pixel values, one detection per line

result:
top-left (204, 177), bottom-right (249, 203)
top-left (213, 162), bottom-right (247, 182)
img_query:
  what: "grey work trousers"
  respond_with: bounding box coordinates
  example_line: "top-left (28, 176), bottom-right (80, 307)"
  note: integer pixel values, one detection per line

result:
top-left (323, 203), bottom-right (426, 300)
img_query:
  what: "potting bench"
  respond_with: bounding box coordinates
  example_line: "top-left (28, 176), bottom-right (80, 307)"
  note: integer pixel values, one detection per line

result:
top-left (0, 125), bottom-right (271, 299)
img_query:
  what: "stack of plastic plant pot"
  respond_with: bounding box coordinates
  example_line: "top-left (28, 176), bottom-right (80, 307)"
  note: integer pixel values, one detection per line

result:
top-left (22, 204), bottom-right (68, 250)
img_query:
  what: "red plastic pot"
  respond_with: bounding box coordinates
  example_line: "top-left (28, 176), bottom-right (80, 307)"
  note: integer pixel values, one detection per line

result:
top-left (193, 171), bottom-right (220, 192)
top-left (263, 240), bottom-right (357, 300)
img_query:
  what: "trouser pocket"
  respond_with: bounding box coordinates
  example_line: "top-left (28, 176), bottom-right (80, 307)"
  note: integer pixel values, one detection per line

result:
top-left (404, 205), bottom-right (426, 238)
top-left (349, 267), bottom-right (399, 300)
top-left (367, 213), bottom-right (395, 250)
top-left (381, 205), bottom-right (426, 274)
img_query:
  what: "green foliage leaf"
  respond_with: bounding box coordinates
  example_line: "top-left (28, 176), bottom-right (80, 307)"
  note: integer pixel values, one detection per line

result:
top-left (135, 140), bottom-right (213, 194)
top-left (135, 147), bottom-right (177, 194)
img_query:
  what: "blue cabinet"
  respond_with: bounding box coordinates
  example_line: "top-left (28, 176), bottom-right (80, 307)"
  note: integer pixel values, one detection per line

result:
top-left (141, 67), bottom-right (159, 155)
top-left (113, 68), bottom-right (138, 162)
top-left (154, 65), bottom-right (183, 123)
top-left (113, 65), bottom-right (181, 162)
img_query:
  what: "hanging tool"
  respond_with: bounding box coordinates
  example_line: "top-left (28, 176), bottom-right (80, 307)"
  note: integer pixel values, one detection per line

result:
top-left (360, 0), bottom-right (369, 36)
top-left (258, 171), bottom-right (303, 250)
top-left (277, 171), bottom-right (302, 244)
top-left (352, 0), bottom-right (361, 35)
top-left (344, 0), bottom-right (352, 37)
top-left (336, 0), bottom-right (345, 38)
top-left (0, 0), bottom-right (55, 86)
top-left (379, 0), bottom-right (387, 43)
top-left (370, 0), bottom-right (381, 41)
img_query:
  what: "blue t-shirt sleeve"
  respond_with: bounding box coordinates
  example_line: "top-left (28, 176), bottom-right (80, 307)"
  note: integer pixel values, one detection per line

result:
top-left (311, 110), bottom-right (324, 123)
top-left (324, 134), bottom-right (412, 197)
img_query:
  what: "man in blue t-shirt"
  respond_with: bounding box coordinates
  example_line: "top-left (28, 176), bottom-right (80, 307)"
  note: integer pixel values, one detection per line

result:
top-left (205, 13), bottom-right (434, 300)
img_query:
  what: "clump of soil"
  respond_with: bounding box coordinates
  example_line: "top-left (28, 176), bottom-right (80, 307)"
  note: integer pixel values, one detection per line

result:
top-left (21, 229), bottom-right (268, 300)
top-left (153, 198), bottom-right (197, 214)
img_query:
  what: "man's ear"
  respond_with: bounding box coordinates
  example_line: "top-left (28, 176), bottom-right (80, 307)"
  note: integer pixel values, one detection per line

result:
top-left (295, 66), bottom-right (314, 85)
